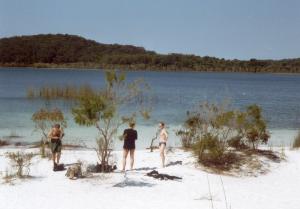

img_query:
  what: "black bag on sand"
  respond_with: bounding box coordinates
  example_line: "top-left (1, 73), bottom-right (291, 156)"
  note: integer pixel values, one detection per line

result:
top-left (54, 163), bottom-right (65, 171)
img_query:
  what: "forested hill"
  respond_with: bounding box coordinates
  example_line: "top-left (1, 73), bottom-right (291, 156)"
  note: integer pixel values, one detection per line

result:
top-left (0, 34), bottom-right (299, 72)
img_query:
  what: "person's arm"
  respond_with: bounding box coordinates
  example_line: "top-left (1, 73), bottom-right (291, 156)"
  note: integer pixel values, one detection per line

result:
top-left (163, 129), bottom-right (168, 141)
top-left (135, 130), bottom-right (138, 140)
top-left (123, 130), bottom-right (127, 140)
top-left (47, 129), bottom-right (53, 139)
top-left (48, 128), bottom-right (59, 139)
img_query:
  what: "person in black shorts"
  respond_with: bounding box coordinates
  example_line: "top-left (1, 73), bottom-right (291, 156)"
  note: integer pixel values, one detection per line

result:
top-left (47, 124), bottom-right (64, 171)
top-left (122, 122), bottom-right (137, 171)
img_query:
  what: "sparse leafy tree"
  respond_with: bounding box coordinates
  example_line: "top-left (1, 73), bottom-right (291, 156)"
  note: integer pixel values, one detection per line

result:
top-left (31, 108), bottom-right (67, 157)
top-left (71, 71), bottom-right (150, 172)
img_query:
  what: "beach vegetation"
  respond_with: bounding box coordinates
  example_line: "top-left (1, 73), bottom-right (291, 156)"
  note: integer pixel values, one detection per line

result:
top-left (177, 102), bottom-right (271, 170)
top-left (5, 151), bottom-right (34, 178)
top-left (29, 70), bottom-right (151, 172)
top-left (31, 108), bottom-right (67, 158)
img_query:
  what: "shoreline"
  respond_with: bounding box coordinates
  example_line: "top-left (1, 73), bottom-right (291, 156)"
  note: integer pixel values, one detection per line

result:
top-left (1, 65), bottom-right (300, 74)
top-left (1, 128), bottom-right (298, 149)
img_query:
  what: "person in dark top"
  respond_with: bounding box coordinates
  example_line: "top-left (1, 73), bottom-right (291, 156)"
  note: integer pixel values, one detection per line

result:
top-left (122, 122), bottom-right (138, 171)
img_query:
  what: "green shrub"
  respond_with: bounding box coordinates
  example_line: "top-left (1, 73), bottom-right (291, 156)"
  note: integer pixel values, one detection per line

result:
top-left (176, 130), bottom-right (194, 149)
top-left (178, 102), bottom-right (270, 170)
top-left (39, 140), bottom-right (51, 158)
top-left (292, 131), bottom-right (300, 149)
top-left (227, 136), bottom-right (248, 150)
top-left (192, 134), bottom-right (237, 170)
top-left (243, 105), bottom-right (270, 149)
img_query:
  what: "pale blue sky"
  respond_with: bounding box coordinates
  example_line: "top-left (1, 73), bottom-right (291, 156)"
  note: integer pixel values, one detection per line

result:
top-left (0, 0), bottom-right (299, 60)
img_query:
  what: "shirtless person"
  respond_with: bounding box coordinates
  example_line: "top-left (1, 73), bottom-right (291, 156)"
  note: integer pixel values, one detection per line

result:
top-left (158, 122), bottom-right (168, 168)
top-left (48, 124), bottom-right (64, 171)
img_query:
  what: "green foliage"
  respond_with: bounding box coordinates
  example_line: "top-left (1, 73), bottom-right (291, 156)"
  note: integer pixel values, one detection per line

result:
top-left (237, 105), bottom-right (270, 149)
top-left (30, 70), bottom-right (151, 172)
top-left (292, 131), bottom-right (300, 149)
top-left (31, 108), bottom-right (67, 140)
top-left (177, 102), bottom-right (238, 149)
top-left (72, 93), bottom-right (112, 126)
top-left (27, 85), bottom-right (95, 100)
top-left (176, 130), bottom-right (194, 149)
top-left (192, 134), bottom-right (236, 169)
top-left (193, 133), bottom-right (225, 161)
top-left (227, 136), bottom-right (248, 150)
top-left (1, 34), bottom-right (300, 73)
top-left (178, 102), bottom-right (270, 169)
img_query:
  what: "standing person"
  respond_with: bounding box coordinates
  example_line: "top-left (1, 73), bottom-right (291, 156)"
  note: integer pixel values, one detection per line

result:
top-left (48, 124), bottom-right (64, 171)
top-left (122, 122), bottom-right (138, 171)
top-left (158, 122), bottom-right (168, 168)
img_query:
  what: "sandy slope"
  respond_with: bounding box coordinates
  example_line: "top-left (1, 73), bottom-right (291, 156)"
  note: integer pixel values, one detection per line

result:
top-left (0, 148), bottom-right (299, 209)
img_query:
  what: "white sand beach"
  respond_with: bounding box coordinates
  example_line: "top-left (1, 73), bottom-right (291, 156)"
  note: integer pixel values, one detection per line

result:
top-left (0, 147), bottom-right (299, 209)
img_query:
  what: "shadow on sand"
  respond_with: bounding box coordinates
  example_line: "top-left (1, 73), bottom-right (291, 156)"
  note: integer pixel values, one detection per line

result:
top-left (132, 167), bottom-right (157, 171)
top-left (166, 161), bottom-right (182, 167)
top-left (113, 179), bottom-right (155, 188)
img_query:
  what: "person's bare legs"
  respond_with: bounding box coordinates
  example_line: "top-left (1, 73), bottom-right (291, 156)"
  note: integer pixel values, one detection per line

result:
top-left (56, 152), bottom-right (61, 164)
top-left (129, 149), bottom-right (135, 170)
top-left (52, 153), bottom-right (56, 165)
top-left (122, 149), bottom-right (129, 171)
top-left (159, 144), bottom-right (166, 168)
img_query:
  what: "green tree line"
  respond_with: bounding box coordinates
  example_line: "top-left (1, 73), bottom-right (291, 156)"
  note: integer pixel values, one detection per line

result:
top-left (1, 34), bottom-right (300, 72)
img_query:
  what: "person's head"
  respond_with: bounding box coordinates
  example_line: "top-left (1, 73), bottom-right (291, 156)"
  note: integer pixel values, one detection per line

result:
top-left (129, 122), bottom-right (135, 128)
top-left (158, 122), bottom-right (165, 129)
top-left (54, 124), bottom-right (60, 129)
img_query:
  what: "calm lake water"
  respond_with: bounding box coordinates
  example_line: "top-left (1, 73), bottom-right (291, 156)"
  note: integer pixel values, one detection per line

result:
top-left (0, 68), bottom-right (299, 148)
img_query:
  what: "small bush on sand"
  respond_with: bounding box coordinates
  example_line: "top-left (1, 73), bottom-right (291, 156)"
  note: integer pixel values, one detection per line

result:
top-left (176, 129), bottom-right (194, 149)
top-left (193, 134), bottom-right (238, 170)
top-left (2, 169), bottom-right (15, 184)
top-left (6, 152), bottom-right (34, 178)
top-left (178, 102), bottom-right (271, 171)
top-left (193, 134), bottom-right (225, 162)
top-left (39, 139), bottom-right (47, 158)
top-left (39, 140), bottom-right (52, 159)
top-left (292, 131), bottom-right (300, 149)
